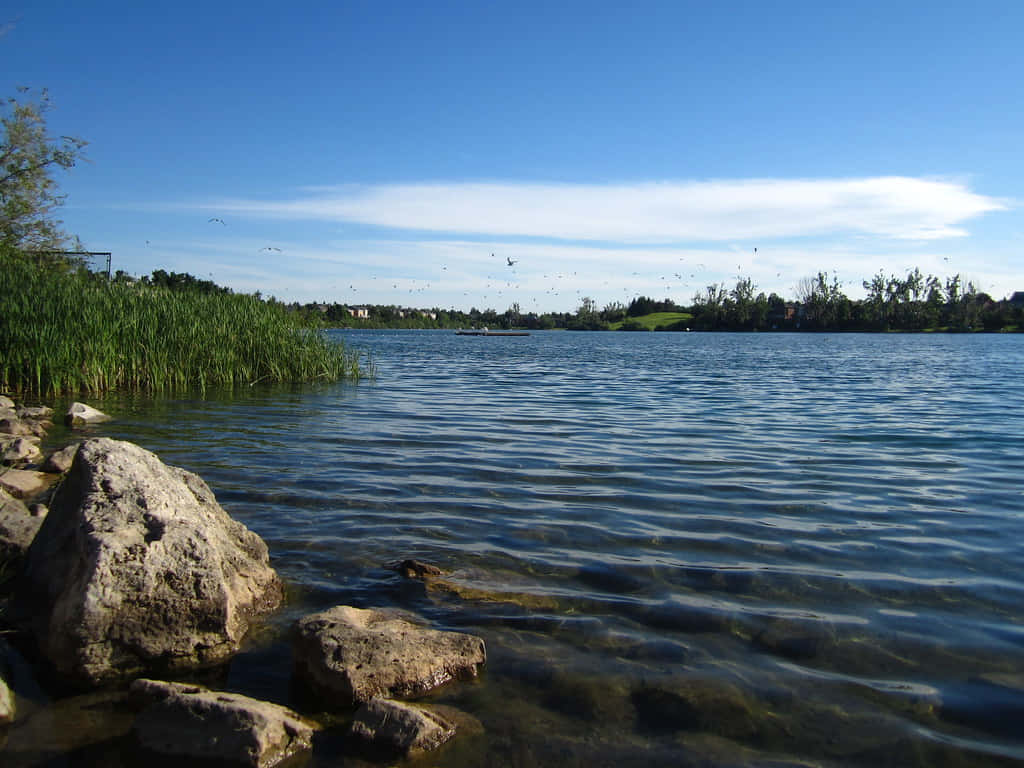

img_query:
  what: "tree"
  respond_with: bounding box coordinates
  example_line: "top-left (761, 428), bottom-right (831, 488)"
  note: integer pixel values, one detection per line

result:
top-left (796, 271), bottom-right (849, 330)
top-left (569, 296), bottom-right (607, 330)
top-left (728, 276), bottom-right (756, 329)
top-left (1, 88), bottom-right (87, 252)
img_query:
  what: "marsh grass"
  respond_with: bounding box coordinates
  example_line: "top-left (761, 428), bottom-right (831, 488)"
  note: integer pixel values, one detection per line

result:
top-left (0, 255), bottom-right (369, 395)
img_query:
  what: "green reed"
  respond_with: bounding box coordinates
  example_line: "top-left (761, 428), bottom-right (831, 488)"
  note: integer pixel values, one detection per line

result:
top-left (0, 254), bottom-right (370, 395)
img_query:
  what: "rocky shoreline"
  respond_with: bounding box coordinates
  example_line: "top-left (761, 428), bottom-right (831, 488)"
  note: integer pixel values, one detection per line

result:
top-left (0, 396), bottom-right (486, 765)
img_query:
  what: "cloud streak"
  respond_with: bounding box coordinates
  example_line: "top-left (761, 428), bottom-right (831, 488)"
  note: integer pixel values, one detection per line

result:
top-left (208, 177), bottom-right (1005, 243)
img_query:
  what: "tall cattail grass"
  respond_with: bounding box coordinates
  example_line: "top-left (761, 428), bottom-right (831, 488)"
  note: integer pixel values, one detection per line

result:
top-left (0, 253), bottom-right (370, 395)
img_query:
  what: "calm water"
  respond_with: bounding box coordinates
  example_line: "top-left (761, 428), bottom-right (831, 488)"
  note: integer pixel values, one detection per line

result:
top-left (9, 331), bottom-right (1024, 766)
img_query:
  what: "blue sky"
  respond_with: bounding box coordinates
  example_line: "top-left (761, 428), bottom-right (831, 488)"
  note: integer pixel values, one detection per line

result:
top-left (4, 1), bottom-right (1021, 312)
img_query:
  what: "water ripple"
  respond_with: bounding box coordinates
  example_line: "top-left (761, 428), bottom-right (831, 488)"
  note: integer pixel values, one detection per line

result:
top-left (87, 331), bottom-right (1024, 767)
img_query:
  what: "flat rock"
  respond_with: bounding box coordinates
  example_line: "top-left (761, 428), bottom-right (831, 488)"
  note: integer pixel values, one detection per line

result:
top-left (350, 697), bottom-right (457, 757)
top-left (0, 488), bottom-right (44, 565)
top-left (131, 679), bottom-right (316, 768)
top-left (64, 401), bottom-right (111, 427)
top-left (0, 417), bottom-right (33, 437)
top-left (16, 405), bottom-right (53, 420)
top-left (10, 437), bottom-right (283, 685)
top-left (41, 442), bottom-right (80, 473)
top-left (0, 468), bottom-right (54, 499)
top-left (2, 435), bottom-right (43, 465)
top-left (0, 396), bottom-right (15, 409)
top-left (293, 605), bottom-right (486, 707)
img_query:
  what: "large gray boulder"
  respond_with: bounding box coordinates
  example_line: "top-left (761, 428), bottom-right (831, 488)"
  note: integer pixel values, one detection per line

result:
top-left (293, 605), bottom-right (486, 708)
top-left (130, 679), bottom-right (316, 768)
top-left (10, 438), bottom-right (283, 685)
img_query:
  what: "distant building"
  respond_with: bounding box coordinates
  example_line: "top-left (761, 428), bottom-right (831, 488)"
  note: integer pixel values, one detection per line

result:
top-left (347, 307), bottom-right (369, 319)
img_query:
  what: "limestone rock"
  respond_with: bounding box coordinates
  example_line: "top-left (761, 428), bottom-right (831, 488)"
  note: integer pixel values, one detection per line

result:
top-left (0, 395), bottom-right (14, 409)
top-left (350, 697), bottom-right (456, 757)
top-left (130, 679), bottom-right (316, 768)
top-left (0, 468), bottom-right (54, 499)
top-left (293, 605), bottom-right (486, 708)
top-left (0, 417), bottom-right (33, 437)
top-left (0, 672), bottom-right (13, 724)
top-left (10, 437), bottom-right (283, 685)
top-left (16, 405), bottom-right (53, 420)
top-left (41, 442), bottom-right (80, 473)
top-left (0, 488), bottom-right (44, 566)
top-left (2, 435), bottom-right (43, 465)
top-left (64, 401), bottom-right (111, 427)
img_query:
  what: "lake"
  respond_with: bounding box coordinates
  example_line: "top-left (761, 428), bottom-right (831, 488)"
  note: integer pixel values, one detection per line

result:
top-left (9, 330), bottom-right (1024, 766)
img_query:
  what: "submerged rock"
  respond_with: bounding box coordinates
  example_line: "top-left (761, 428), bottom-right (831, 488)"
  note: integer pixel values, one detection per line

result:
top-left (131, 679), bottom-right (316, 768)
top-left (396, 558), bottom-right (446, 579)
top-left (293, 605), bottom-right (486, 708)
top-left (10, 437), bottom-right (283, 685)
top-left (64, 401), bottom-right (111, 427)
top-left (752, 617), bottom-right (837, 660)
top-left (631, 678), bottom-right (762, 740)
top-left (349, 697), bottom-right (457, 757)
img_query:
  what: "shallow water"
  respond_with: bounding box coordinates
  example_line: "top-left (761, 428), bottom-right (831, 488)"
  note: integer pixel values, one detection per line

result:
top-left (7, 331), bottom-right (1024, 766)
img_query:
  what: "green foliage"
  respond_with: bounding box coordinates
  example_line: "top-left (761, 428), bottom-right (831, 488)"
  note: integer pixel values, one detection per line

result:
top-left (144, 269), bottom-right (230, 294)
top-left (628, 296), bottom-right (681, 317)
top-left (1, 88), bottom-right (87, 251)
top-left (567, 296), bottom-right (609, 330)
top-left (0, 251), bottom-right (368, 395)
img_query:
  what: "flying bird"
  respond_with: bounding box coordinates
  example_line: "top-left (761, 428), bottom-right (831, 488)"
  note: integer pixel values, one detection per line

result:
top-left (208, 217), bottom-right (226, 225)
top-left (259, 246), bottom-right (282, 252)
top-left (507, 257), bottom-right (517, 266)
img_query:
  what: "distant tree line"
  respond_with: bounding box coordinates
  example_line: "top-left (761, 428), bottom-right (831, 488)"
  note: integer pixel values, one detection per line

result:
top-left (25, 253), bottom-right (1020, 335)
top-left (684, 269), bottom-right (1021, 332)
top-left (305, 268), bottom-right (1022, 333)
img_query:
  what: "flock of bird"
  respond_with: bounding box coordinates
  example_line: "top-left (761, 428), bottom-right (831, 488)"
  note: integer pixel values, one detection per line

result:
top-left (175, 216), bottom-right (755, 309)
top-left (176, 219), bottom-right (973, 309)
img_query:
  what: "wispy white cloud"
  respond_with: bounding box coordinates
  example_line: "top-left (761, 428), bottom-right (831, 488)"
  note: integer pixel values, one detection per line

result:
top-left (204, 177), bottom-right (1006, 243)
